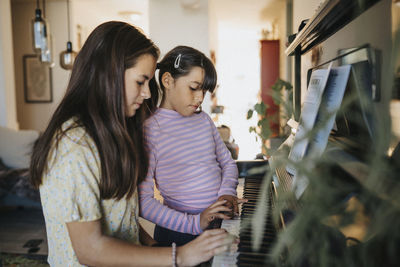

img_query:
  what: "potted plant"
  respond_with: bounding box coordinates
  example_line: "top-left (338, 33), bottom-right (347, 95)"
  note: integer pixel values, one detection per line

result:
top-left (247, 78), bottom-right (293, 157)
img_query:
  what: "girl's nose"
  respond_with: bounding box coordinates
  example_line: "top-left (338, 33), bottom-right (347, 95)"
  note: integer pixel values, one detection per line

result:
top-left (141, 84), bottom-right (151, 99)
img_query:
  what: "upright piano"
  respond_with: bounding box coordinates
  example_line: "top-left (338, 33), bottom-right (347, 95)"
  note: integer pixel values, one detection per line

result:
top-left (211, 0), bottom-right (389, 265)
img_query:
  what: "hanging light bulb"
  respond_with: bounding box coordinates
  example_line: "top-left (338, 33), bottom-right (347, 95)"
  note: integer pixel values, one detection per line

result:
top-left (40, 0), bottom-right (54, 66)
top-left (32, 0), bottom-right (54, 66)
top-left (40, 32), bottom-right (55, 67)
top-left (60, 41), bottom-right (77, 70)
top-left (60, 0), bottom-right (77, 70)
top-left (31, 0), bottom-right (46, 54)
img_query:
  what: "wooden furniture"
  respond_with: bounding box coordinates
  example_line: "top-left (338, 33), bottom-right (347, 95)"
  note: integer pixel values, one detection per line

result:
top-left (260, 40), bottom-right (280, 137)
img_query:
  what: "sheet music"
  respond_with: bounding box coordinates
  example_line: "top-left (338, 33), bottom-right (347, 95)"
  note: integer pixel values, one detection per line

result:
top-left (308, 65), bottom-right (351, 156)
top-left (290, 64), bottom-right (351, 199)
top-left (286, 63), bottom-right (332, 175)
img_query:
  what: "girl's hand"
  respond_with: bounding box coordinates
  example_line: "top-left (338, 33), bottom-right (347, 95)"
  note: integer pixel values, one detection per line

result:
top-left (177, 229), bottom-right (235, 267)
top-left (218, 195), bottom-right (248, 217)
top-left (200, 200), bottom-right (231, 230)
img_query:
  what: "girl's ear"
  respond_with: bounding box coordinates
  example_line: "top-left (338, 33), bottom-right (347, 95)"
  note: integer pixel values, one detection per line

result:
top-left (161, 72), bottom-right (174, 89)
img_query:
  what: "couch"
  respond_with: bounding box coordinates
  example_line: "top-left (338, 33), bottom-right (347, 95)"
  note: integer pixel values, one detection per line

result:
top-left (0, 126), bottom-right (40, 207)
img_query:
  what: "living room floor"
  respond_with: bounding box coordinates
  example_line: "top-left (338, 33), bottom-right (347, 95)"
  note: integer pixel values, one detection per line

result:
top-left (0, 206), bottom-right (48, 266)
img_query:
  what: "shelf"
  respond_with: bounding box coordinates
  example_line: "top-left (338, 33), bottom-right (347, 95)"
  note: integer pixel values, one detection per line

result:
top-left (285, 0), bottom-right (381, 56)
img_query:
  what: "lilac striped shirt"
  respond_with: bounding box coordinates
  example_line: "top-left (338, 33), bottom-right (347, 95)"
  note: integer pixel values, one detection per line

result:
top-left (139, 108), bottom-right (238, 235)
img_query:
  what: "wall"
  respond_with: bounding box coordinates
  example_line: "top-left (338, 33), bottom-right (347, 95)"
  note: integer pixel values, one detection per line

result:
top-left (10, 0), bottom-right (148, 131)
top-left (11, 0), bottom-right (70, 131)
top-left (148, 0), bottom-right (211, 111)
top-left (209, 0), bottom-right (286, 159)
top-left (71, 0), bottom-right (149, 50)
top-left (149, 0), bottom-right (209, 57)
top-left (0, 0), bottom-right (18, 129)
top-left (293, 0), bottom-right (322, 34)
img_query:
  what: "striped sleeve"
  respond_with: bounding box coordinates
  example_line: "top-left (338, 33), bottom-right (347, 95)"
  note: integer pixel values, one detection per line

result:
top-left (138, 128), bottom-right (203, 235)
top-left (207, 115), bottom-right (239, 197)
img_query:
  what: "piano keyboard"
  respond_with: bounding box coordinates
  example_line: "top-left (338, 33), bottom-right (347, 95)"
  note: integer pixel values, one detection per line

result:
top-left (212, 172), bottom-right (277, 267)
top-left (211, 179), bottom-right (243, 267)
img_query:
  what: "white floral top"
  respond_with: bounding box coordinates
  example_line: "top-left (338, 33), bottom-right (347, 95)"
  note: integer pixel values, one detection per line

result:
top-left (40, 118), bottom-right (140, 266)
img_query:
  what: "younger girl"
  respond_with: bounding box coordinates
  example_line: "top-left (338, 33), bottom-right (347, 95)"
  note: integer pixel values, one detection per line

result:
top-left (139, 46), bottom-right (243, 246)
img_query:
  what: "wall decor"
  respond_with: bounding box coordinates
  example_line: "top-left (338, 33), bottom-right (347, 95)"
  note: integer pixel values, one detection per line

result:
top-left (23, 55), bottom-right (52, 103)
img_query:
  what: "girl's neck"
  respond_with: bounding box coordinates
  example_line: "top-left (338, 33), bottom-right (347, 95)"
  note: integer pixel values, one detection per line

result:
top-left (159, 99), bottom-right (173, 110)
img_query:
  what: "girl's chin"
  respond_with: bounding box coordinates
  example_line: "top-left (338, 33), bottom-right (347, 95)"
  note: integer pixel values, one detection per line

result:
top-left (126, 110), bottom-right (136, 117)
top-left (182, 111), bottom-right (195, 117)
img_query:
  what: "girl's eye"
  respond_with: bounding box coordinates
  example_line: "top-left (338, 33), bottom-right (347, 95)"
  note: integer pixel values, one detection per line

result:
top-left (190, 86), bottom-right (205, 92)
top-left (137, 81), bottom-right (145, 86)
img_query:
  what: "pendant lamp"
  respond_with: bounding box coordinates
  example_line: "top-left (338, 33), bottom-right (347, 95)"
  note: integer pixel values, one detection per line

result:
top-left (32, 0), bottom-right (47, 54)
top-left (31, 0), bottom-right (53, 66)
top-left (60, 0), bottom-right (77, 70)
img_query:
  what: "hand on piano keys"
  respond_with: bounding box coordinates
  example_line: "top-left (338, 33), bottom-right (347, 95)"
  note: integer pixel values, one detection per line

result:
top-left (202, 197), bottom-right (248, 231)
top-left (212, 177), bottom-right (277, 266)
top-left (177, 229), bottom-right (238, 267)
top-left (218, 195), bottom-right (249, 217)
top-left (200, 199), bottom-right (232, 230)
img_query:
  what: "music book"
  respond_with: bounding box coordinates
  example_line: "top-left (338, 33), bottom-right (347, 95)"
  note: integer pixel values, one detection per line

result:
top-left (286, 63), bottom-right (332, 176)
top-left (286, 64), bottom-right (352, 198)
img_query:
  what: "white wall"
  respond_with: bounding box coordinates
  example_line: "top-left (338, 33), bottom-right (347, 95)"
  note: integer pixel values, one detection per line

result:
top-left (0, 0), bottom-right (18, 129)
top-left (149, 0), bottom-right (209, 56)
top-left (293, 0), bottom-right (322, 34)
top-left (71, 0), bottom-right (149, 49)
top-left (209, 0), bottom-right (286, 160)
top-left (148, 0), bottom-right (211, 112)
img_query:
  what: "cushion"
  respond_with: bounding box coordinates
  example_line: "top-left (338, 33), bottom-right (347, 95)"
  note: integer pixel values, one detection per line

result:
top-left (0, 126), bottom-right (39, 169)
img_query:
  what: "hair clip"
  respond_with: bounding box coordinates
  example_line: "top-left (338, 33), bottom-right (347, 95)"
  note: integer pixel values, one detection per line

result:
top-left (174, 54), bottom-right (182, 69)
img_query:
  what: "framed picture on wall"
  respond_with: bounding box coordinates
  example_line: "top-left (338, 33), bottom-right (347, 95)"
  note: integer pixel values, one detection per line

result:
top-left (23, 54), bottom-right (52, 103)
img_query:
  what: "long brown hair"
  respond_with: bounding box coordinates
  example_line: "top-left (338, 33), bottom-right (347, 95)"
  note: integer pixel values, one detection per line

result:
top-left (30, 21), bottom-right (160, 200)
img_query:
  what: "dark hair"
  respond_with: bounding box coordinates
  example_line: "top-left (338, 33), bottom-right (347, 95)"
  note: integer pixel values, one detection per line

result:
top-left (219, 124), bottom-right (230, 130)
top-left (157, 46), bottom-right (217, 94)
top-left (30, 21), bottom-right (160, 200)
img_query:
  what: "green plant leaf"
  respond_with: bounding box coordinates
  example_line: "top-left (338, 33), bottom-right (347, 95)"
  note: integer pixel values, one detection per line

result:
top-left (247, 109), bottom-right (254, 120)
top-left (254, 102), bottom-right (267, 115)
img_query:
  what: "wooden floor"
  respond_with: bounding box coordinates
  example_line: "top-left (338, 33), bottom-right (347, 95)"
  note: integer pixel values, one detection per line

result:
top-left (0, 207), bottom-right (48, 256)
